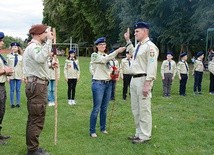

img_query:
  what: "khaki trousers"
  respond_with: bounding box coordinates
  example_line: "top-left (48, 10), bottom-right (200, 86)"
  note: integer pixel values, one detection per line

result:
top-left (130, 76), bottom-right (152, 140)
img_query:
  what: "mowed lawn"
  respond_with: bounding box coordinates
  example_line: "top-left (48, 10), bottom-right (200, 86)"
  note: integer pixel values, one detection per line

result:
top-left (0, 56), bottom-right (214, 155)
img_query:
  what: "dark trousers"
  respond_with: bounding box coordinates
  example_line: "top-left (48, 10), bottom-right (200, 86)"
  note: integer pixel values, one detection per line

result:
top-left (67, 79), bottom-right (77, 100)
top-left (162, 73), bottom-right (173, 96)
top-left (111, 80), bottom-right (116, 100)
top-left (179, 74), bottom-right (188, 95)
top-left (0, 83), bottom-right (6, 127)
top-left (25, 82), bottom-right (48, 152)
top-left (193, 71), bottom-right (203, 92)
top-left (123, 74), bottom-right (132, 99)
top-left (209, 73), bottom-right (214, 92)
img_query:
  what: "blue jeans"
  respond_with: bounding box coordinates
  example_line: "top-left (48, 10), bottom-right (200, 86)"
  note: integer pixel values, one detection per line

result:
top-left (9, 79), bottom-right (22, 105)
top-left (48, 80), bottom-right (55, 102)
top-left (89, 80), bottom-right (112, 134)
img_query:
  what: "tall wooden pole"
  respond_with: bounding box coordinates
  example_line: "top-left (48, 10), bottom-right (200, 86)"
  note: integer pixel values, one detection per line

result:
top-left (52, 28), bottom-right (58, 145)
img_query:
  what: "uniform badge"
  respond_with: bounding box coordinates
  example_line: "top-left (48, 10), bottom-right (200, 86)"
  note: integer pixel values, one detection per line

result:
top-left (150, 48), bottom-right (155, 57)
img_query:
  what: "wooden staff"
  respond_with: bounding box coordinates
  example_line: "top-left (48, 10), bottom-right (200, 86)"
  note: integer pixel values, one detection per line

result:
top-left (52, 28), bottom-right (58, 145)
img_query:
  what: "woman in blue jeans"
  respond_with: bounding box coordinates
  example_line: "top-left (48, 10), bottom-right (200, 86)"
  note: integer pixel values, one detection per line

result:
top-left (89, 37), bottom-right (125, 138)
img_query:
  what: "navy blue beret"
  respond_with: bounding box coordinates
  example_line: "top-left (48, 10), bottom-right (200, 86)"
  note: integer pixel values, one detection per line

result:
top-left (0, 32), bottom-right (4, 39)
top-left (69, 49), bottom-right (76, 54)
top-left (134, 22), bottom-right (150, 29)
top-left (196, 51), bottom-right (204, 57)
top-left (11, 42), bottom-right (20, 47)
top-left (167, 52), bottom-right (173, 56)
top-left (180, 52), bottom-right (187, 57)
top-left (94, 37), bottom-right (106, 45)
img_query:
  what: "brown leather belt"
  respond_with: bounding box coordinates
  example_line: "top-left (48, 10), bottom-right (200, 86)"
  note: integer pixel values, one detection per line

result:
top-left (132, 73), bottom-right (147, 78)
top-left (27, 76), bottom-right (48, 85)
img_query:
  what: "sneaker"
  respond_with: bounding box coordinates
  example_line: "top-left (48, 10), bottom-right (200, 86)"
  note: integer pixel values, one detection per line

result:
top-left (27, 147), bottom-right (51, 155)
top-left (72, 100), bottom-right (76, 105)
top-left (68, 100), bottom-right (73, 105)
top-left (90, 133), bottom-right (97, 138)
top-left (51, 102), bottom-right (55, 106)
top-left (132, 137), bottom-right (151, 144)
top-left (11, 105), bottom-right (15, 108)
top-left (48, 102), bottom-right (52, 106)
top-left (101, 130), bottom-right (108, 134)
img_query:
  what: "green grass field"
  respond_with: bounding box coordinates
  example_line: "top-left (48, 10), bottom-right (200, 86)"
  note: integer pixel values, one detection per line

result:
top-left (1, 56), bottom-right (214, 155)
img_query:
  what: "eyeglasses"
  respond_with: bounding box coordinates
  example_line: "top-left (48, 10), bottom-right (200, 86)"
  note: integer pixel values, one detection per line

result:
top-left (98, 43), bottom-right (106, 46)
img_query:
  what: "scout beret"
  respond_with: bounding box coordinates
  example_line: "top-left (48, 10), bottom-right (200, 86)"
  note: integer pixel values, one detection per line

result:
top-left (167, 51), bottom-right (173, 56)
top-left (69, 49), bottom-right (76, 54)
top-left (29, 24), bottom-right (48, 35)
top-left (134, 22), bottom-right (150, 30)
top-left (196, 51), bottom-right (204, 57)
top-left (11, 42), bottom-right (20, 47)
top-left (94, 37), bottom-right (106, 45)
top-left (0, 32), bottom-right (4, 39)
top-left (180, 52), bottom-right (187, 57)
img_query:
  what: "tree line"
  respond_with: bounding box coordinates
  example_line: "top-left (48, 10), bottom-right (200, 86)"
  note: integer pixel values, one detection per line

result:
top-left (42, 0), bottom-right (214, 59)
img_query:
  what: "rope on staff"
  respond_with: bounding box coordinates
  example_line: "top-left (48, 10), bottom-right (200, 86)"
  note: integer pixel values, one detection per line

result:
top-left (52, 28), bottom-right (58, 145)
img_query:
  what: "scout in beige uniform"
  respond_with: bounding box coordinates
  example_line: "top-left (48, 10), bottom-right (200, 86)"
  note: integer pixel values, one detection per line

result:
top-left (177, 52), bottom-right (189, 96)
top-left (64, 49), bottom-right (80, 105)
top-left (160, 52), bottom-right (176, 97)
top-left (6, 42), bottom-right (24, 108)
top-left (47, 53), bottom-right (60, 106)
top-left (109, 55), bottom-right (120, 100)
top-left (89, 37), bottom-right (125, 138)
top-left (120, 51), bottom-right (132, 100)
top-left (208, 54), bottom-right (214, 94)
top-left (0, 32), bottom-right (13, 145)
top-left (124, 22), bottom-right (159, 144)
top-left (23, 24), bottom-right (56, 155)
top-left (193, 51), bottom-right (204, 95)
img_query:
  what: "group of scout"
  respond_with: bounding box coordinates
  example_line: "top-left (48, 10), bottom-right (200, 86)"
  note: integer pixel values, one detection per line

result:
top-left (161, 51), bottom-right (214, 97)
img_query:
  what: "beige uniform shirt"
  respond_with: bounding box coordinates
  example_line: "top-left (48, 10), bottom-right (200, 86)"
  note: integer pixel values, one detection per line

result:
top-left (48, 57), bottom-right (60, 80)
top-left (90, 51), bottom-right (118, 80)
top-left (64, 59), bottom-right (80, 79)
top-left (0, 57), bottom-right (7, 83)
top-left (193, 59), bottom-right (204, 72)
top-left (6, 53), bottom-right (24, 80)
top-left (161, 60), bottom-right (176, 78)
top-left (23, 39), bottom-right (52, 80)
top-left (177, 60), bottom-right (189, 75)
top-left (126, 37), bottom-right (159, 81)
top-left (120, 58), bottom-right (132, 76)
top-left (208, 60), bottom-right (214, 75)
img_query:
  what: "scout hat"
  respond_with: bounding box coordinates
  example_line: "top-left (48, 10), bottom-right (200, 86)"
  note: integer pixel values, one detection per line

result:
top-left (94, 37), bottom-right (106, 45)
top-left (180, 52), bottom-right (187, 58)
top-left (196, 51), bottom-right (204, 58)
top-left (69, 49), bottom-right (76, 54)
top-left (167, 51), bottom-right (173, 56)
top-left (0, 32), bottom-right (4, 40)
top-left (134, 22), bottom-right (150, 30)
top-left (29, 24), bottom-right (48, 35)
top-left (11, 42), bottom-right (20, 47)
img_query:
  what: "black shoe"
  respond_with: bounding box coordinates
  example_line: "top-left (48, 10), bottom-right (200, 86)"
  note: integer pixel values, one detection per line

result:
top-left (0, 134), bottom-right (11, 140)
top-left (0, 139), bottom-right (7, 145)
top-left (16, 104), bottom-right (20, 108)
top-left (11, 105), bottom-right (15, 108)
top-left (27, 148), bottom-right (51, 155)
top-left (128, 135), bottom-right (139, 140)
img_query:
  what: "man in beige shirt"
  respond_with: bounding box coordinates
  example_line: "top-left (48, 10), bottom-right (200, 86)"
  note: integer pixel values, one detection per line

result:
top-left (124, 22), bottom-right (159, 144)
top-left (23, 24), bottom-right (56, 155)
top-left (0, 32), bottom-right (13, 145)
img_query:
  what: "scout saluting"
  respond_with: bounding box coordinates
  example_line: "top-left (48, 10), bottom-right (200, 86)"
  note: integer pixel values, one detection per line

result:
top-left (64, 49), bottom-right (80, 105)
top-left (6, 42), bottom-right (23, 108)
